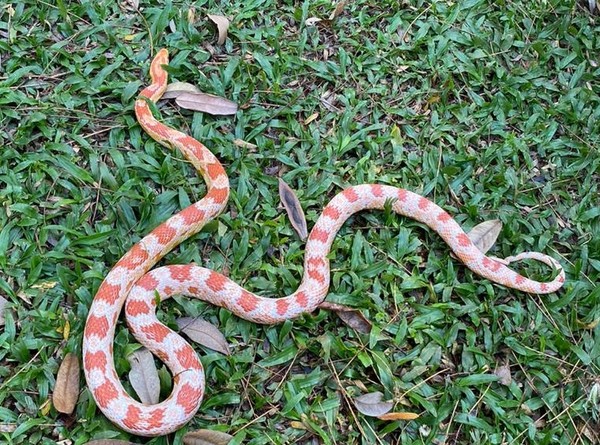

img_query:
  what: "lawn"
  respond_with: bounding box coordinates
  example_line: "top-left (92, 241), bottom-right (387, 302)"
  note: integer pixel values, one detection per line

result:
top-left (0, 0), bottom-right (599, 444)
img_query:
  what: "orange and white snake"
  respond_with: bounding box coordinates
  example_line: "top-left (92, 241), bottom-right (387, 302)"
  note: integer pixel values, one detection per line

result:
top-left (82, 49), bottom-right (565, 436)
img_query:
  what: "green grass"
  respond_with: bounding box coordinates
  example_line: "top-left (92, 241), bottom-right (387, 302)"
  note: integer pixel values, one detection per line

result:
top-left (1, 0), bottom-right (599, 444)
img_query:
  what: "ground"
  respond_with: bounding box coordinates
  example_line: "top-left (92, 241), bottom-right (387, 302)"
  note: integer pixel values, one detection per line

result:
top-left (0, 1), bottom-right (599, 444)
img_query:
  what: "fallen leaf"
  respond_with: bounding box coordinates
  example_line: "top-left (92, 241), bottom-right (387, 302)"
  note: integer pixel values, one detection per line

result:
top-left (467, 219), bottom-right (502, 254)
top-left (233, 138), bottom-right (258, 150)
top-left (354, 391), bottom-right (394, 417)
top-left (175, 92), bottom-right (238, 115)
top-left (207, 14), bottom-right (229, 45)
top-left (378, 411), bottom-right (420, 421)
top-left (304, 112), bottom-right (319, 125)
top-left (278, 178), bottom-right (308, 240)
top-left (85, 441), bottom-right (136, 445)
top-left (128, 348), bottom-right (160, 405)
top-left (0, 424), bottom-right (16, 433)
top-left (53, 353), bottom-right (80, 414)
top-left (183, 429), bottom-right (234, 445)
top-left (494, 364), bottom-right (512, 386)
top-left (162, 81), bottom-right (202, 99)
top-left (0, 295), bottom-right (7, 326)
top-left (318, 302), bottom-right (372, 334)
top-left (177, 317), bottom-right (230, 355)
top-left (329, 1), bottom-right (346, 20)
top-left (305, 17), bottom-right (322, 26)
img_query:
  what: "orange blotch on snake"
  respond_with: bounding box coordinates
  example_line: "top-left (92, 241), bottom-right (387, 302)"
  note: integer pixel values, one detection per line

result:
top-left (343, 188), bottom-right (359, 202)
top-left (126, 300), bottom-right (152, 317)
top-left (177, 383), bottom-right (203, 415)
top-left (85, 315), bottom-right (110, 338)
top-left (308, 268), bottom-right (326, 285)
top-left (307, 256), bottom-right (325, 268)
top-left (206, 162), bottom-right (226, 181)
top-left (541, 283), bottom-right (548, 292)
top-left (515, 275), bottom-right (525, 285)
top-left (84, 350), bottom-right (108, 372)
top-left (119, 244), bottom-right (149, 270)
top-left (482, 257), bottom-right (502, 272)
top-left (95, 282), bottom-right (121, 306)
top-left (170, 265), bottom-right (192, 282)
top-left (180, 205), bottom-right (206, 225)
top-left (146, 408), bottom-right (167, 430)
top-left (457, 234), bottom-right (471, 247)
top-left (397, 189), bottom-right (408, 201)
top-left (207, 186), bottom-right (228, 203)
top-left (176, 346), bottom-right (200, 369)
top-left (95, 380), bottom-right (119, 408)
top-left (418, 197), bottom-right (430, 210)
top-left (206, 271), bottom-right (227, 292)
top-left (295, 291), bottom-right (308, 307)
top-left (323, 205), bottom-right (341, 220)
top-left (276, 300), bottom-right (290, 316)
top-left (437, 211), bottom-right (452, 222)
top-left (155, 224), bottom-right (177, 245)
top-left (309, 228), bottom-right (329, 243)
top-left (122, 405), bottom-right (143, 431)
top-left (238, 290), bottom-right (259, 312)
top-left (371, 184), bottom-right (383, 197)
top-left (138, 274), bottom-right (159, 291)
top-left (141, 322), bottom-right (171, 342)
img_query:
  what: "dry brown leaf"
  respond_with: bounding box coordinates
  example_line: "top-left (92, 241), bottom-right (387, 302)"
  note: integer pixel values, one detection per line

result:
top-left (207, 14), bottom-right (229, 45)
top-left (53, 353), bottom-right (80, 414)
top-left (494, 364), bottom-right (512, 386)
top-left (278, 178), bottom-right (308, 241)
top-left (318, 302), bottom-right (372, 334)
top-left (177, 317), bottom-right (230, 355)
top-left (0, 424), bottom-right (17, 433)
top-left (233, 138), bottom-right (258, 150)
top-left (304, 112), bottom-right (319, 125)
top-left (305, 17), bottom-right (322, 26)
top-left (128, 348), bottom-right (160, 405)
top-left (183, 429), bottom-right (234, 445)
top-left (467, 219), bottom-right (502, 254)
top-left (378, 411), bottom-right (420, 421)
top-left (175, 92), bottom-right (238, 115)
top-left (354, 391), bottom-right (394, 417)
top-left (85, 440), bottom-right (136, 445)
top-left (162, 81), bottom-right (202, 99)
top-left (0, 295), bottom-right (8, 326)
top-left (329, 1), bottom-right (346, 20)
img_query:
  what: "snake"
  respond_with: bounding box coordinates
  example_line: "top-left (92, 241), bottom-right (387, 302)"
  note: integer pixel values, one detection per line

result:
top-left (81, 49), bottom-right (565, 437)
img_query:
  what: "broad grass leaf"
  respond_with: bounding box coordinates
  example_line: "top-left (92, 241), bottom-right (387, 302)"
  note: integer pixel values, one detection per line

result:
top-left (177, 317), bottom-right (230, 355)
top-left (183, 429), bottom-right (234, 445)
top-left (318, 302), bottom-right (372, 334)
top-left (207, 14), bottom-right (229, 45)
top-left (175, 92), bottom-right (238, 115)
top-left (127, 348), bottom-right (160, 405)
top-left (53, 353), bottom-right (80, 414)
top-left (467, 219), bottom-right (502, 254)
top-left (378, 412), bottom-right (420, 421)
top-left (354, 391), bottom-right (393, 417)
top-left (278, 178), bottom-right (308, 240)
top-left (162, 82), bottom-right (201, 99)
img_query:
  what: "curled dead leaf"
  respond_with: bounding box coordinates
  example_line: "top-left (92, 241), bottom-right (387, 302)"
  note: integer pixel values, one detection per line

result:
top-left (467, 219), bottom-right (502, 254)
top-left (494, 364), bottom-right (512, 386)
top-left (183, 429), bottom-right (234, 445)
top-left (162, 81), bottom-right (202, 99)
top-left (85, 440), bottom-right (136, 445)
top-left (177, 317), bottom-right (230, 355)
top-left (53, 353), bottom-right (80, 414)
top-left (305, 17), bottom-right (322, 26)
top-left (378, 411), bottom-right (420, 421)
top-left (233, 138), bottom-right (257, 150)
top-left (318, 302), bottom-right (372, 334)
top-left (329, 1), bottom-right (346, 20)
top-left (128, 348), bottom-right (160, 405)
top-left (175, 92), bottom-right (238, 115)
top-left (207, 14), bottom-right (230, 45)
top-left (354, 391), bottom-right (394, 417)
top-left (279, 178), bottom-right (308, 241)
